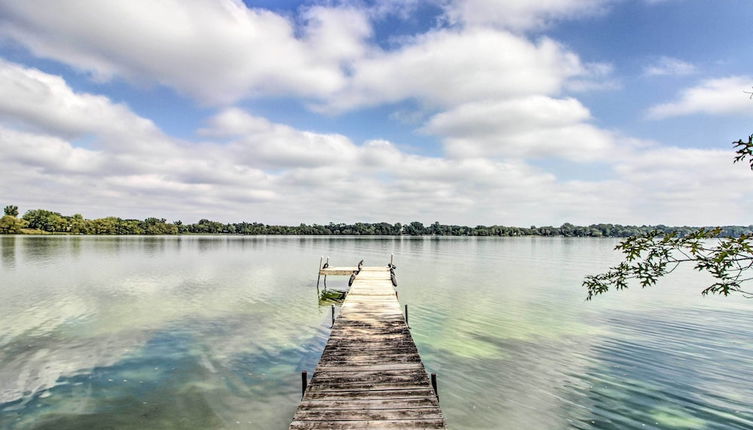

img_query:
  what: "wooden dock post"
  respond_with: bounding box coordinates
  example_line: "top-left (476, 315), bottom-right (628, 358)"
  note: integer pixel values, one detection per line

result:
top-left (301, 371), bottom-right (307, 399)
top-left (290, 262), bottom-right (446, 429)
top-left (431, 373), bottom-right (438, 400)
top-left (316, 256), bottom-right (323, 289)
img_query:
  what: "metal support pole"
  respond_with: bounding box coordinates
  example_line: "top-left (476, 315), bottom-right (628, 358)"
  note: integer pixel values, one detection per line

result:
top-left (301, 371), bottom-right (308, 399)
top-left (390, 253), bottom-right (394, 266)
top-left (331, 304), bottom-right (335, 327)
top-left (431, 373), bottom-right (438, 400)
top-left (405, 304), bottom-right (409, 328)
top-left (316, 256), bottom-right (322, 288)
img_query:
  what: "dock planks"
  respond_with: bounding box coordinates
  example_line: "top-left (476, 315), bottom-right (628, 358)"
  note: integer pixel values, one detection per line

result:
top-left (290, 266), bottom-right (446, 429)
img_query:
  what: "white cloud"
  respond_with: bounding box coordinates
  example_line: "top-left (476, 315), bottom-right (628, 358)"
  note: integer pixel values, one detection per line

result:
top-left (441, 0), bottom-right (612, 31)
top-left (0, 0), bottom-right (372, 105)
top-left (643, 56), bottom-right (697, 77)
top-left (0, 0), bottom-right (617, 119)
top-left (319, 28), bottom-right (585, 112)
top-left (203, 108), bottom-right (359, 169)
top-left (613, 147), bottom-right (753, 224)
top-left (421, 96), bottom-right (614, 160)
top-left (648, 76), bottom-right (753, 118)
top-left (2, 61), bottom-right (751, 227)
top-left (0, 59), bottom-right (158, 141)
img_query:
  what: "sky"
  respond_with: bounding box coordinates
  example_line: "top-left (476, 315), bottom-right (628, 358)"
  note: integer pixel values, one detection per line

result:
top-left (0, 0), bottom-right (752, 226)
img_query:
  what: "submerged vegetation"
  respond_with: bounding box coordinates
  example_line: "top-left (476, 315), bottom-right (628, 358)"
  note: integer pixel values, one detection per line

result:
top-left (319, 289), bottom-right (347, 305)
top-left (1, 206), bottom-right (752, 238)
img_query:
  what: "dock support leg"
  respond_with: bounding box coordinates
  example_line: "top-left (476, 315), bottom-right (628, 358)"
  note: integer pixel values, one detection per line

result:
top-left (331, 305), bottom-right (335, 327)
top-left (431, 373), bottom-right (438, 400)
top-left (301, 371), bottom-right (308, 399)
top-left (405, 304), bottom-right (409, 328)
top-left (316, 256), bottom-right (322, 288)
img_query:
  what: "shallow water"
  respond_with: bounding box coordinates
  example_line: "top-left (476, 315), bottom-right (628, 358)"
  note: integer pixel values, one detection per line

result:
top-left (0, 236), bottom-right (751, 429)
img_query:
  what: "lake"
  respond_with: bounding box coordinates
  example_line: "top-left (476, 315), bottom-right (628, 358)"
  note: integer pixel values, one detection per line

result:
top-left (0, 236), bottom-right (751, 429)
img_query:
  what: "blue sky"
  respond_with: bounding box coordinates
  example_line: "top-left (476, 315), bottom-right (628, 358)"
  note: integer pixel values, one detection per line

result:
top-left (0, 0), bottom-right (751, 226)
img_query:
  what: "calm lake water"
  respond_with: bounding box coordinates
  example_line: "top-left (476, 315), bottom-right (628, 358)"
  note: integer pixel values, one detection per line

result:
top-left (0, 236), bottom-right (751, 429)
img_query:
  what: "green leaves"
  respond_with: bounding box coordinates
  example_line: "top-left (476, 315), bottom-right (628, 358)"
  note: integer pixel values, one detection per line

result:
top-left (733, 134), bottom-right (753, 170)
top-left (3, 205), bottom-right (18, 217)
top-left (584, 229), bottom-right (753, 300)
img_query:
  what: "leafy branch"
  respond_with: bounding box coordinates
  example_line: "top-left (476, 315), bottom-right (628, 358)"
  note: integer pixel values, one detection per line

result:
top-left (585, 132), bottom-right (753, 300)
top-left (733, 134), bottom-right (753, 170)
top-left (584, 229), bottom-right (753, 300)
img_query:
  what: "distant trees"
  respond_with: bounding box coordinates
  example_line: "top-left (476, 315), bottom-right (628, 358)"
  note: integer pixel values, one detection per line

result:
top-left (0, 204), bottom-right (26, 233)
top-left (0, 214), bottom-right (26, 234)
top-left (1, 205), bottom-right (752, 239)
top-left (22, 209), bottom-right (67, 231)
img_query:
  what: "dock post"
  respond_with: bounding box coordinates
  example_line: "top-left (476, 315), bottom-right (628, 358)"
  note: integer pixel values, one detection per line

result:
top-left (390, 253), bottom-right (394, 266)
top-left (316, 256), bottom-right (323, 288)
top-left (331, 305), bottom-right (335, 327)
top-left (405, 304), bottom-right (409, 328)
top-left (431, 373), bottom-right (438, 400)
top-left (301, 371), bottom-right (308, 399)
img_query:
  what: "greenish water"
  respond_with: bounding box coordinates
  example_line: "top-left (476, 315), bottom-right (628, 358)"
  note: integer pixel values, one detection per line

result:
top-left (0, 236), bottom-right (751, 429)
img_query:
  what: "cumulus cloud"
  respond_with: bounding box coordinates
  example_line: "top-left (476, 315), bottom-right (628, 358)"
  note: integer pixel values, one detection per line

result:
top-left (202, 108), bottom-right (359, 169)
top-left (441, 0), bottom-right (612, 31)
top-left (0, 0), bottom-right (615, 117)
top-left (319, 28), bottom-right (584, 112)
top-left (1, 60), bottom-right (751, 226)
top-left (421, 96), bottom-right (614, 160)
top-left (613, 147), bottom-right (753, 223)
top-left (0, 0), bottom-right (750, 228)
top-left (643, 56), bottom-right (697, 77)
top-left (648, 76), bottom-right (753, 118)
top-left (0, 0), bottom-right (372, 104)
top-left (0, 59), bottom-right (158, 140)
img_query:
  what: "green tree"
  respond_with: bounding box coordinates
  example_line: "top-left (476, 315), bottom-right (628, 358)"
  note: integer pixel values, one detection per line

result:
top-left (4, 205), bottom-right (19, 217)
top-left (0, 215), bottom-right (27, 234)
top-left (584, 136), bottom-right (753, 299)
top-left (22, 209), bottom-right (66, 232)
top-left (68, 214), bottom-right (92, 234)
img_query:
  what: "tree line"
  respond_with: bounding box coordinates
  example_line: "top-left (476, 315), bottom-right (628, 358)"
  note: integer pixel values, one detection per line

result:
top-left (2, 206), bottom-right (752, 237)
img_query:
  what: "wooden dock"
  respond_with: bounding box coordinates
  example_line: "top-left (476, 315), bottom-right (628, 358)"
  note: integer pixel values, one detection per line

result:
top-left (290, 264), bottom-right (447, 429)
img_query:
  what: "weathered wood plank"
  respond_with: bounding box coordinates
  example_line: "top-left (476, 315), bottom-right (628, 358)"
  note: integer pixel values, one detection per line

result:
top-left (293, 408), bottom-right (444, 421)
top-left (290, 419), bottom-right (446, 429)
top-left (299, 397), bottom-right (438, 410)
top-left (303, 388), bottom-right (436, 400)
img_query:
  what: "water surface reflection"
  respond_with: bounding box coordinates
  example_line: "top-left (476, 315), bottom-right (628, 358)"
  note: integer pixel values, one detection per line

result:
top-left (0, 236), bottom-right (751, 429)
